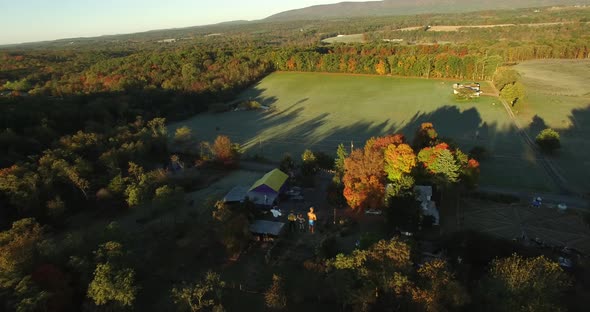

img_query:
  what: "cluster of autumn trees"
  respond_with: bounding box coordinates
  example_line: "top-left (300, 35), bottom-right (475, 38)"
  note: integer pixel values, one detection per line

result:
top-left (254, 235), bottom-right (572, 312)
top-left (0, 116), bottom-right (243, 310)
top-left (335, 123), bottom-right (479, 211)
top-left (0, 117), bottom-right (171, 222)
top-left (0, 217), bottom-right (142, 311)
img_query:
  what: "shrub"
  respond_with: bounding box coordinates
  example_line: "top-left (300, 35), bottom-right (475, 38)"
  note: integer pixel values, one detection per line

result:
top-left (238, 100), bottom-right (262, 110)
top-left (535, 128), bottom-right (561, 154)
top-left (469, 146), bottom-right (489, 161)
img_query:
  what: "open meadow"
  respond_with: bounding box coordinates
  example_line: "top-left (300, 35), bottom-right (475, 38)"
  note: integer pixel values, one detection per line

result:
top-left (514, 59), bottom-right (590, 192)
top-left (171, 72), bottom-right (555, 192)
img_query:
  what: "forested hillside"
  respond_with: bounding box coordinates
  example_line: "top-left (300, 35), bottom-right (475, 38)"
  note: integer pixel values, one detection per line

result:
top-left (266, 0), bottom-right (590, 21)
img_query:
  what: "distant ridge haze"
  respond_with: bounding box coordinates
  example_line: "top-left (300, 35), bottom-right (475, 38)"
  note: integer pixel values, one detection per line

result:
top-left (265, 0), bottom-right (590, 21)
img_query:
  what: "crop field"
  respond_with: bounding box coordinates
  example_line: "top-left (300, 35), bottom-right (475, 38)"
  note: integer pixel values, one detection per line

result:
top-left (171, 72), bottom-right (555, 191)
top-left (514, 59), bottom-right (590, 192)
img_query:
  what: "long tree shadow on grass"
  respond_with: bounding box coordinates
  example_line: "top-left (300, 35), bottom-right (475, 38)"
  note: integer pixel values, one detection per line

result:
top-left (233, 103), bottom-right (561, 192)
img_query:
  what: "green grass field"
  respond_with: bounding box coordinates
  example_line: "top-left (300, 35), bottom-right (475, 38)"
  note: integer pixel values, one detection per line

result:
top-left (171, 72), bottom-right (555, 191)
top-left (321, 34), bottom-right (366, 44)
top-left (514, 60), bottom-right (590, 192)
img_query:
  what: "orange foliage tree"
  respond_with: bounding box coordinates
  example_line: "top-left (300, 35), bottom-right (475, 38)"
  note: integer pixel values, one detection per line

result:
top-left (343, 145), bottom-right (386, 210)
top-left (366, 134), bottom-right (405, 151)
top-left (212, 135), bottom-right (239, 166)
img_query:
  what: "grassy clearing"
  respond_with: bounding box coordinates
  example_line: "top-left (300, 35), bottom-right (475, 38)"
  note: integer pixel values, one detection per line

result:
top-left (171, 72), bottom-right (554, 192)
top-left (397, 22), bottom-right (580, 32)
top-left (514, 59), bottom-right (590, 191)
top-left (321, 33), bottom-right (365, 43)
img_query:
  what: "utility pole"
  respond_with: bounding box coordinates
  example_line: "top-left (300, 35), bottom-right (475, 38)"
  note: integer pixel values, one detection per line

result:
top-left (350, 140), bottom-right (354, 153)
top-left (333, 207), bottom-right (336, 225)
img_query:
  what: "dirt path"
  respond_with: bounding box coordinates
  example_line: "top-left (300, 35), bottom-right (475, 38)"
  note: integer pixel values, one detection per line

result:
top-left (489, 83), bottom-right (574, 196)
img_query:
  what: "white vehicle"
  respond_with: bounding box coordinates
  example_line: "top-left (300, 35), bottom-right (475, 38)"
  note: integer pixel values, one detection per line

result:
top-left (365, 209), bottom-right (382, 215)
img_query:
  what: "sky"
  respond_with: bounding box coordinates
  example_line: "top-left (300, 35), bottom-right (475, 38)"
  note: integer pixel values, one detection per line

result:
top-left (0, 0), bottom-right (343, 44)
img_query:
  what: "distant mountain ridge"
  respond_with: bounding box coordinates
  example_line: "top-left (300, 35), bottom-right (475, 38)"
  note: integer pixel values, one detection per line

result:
top-left (265, 0), bottom-right (590, 21)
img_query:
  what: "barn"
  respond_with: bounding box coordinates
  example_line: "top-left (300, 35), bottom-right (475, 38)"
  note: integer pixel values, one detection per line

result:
top-left (223, 168), bottom-right (289, 207)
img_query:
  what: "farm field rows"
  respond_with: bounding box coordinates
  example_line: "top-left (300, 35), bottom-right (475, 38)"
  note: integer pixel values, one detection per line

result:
top-left (171, 72), bottom-right (555, 192)
top-left (514, 59), bottom-right (590, 192)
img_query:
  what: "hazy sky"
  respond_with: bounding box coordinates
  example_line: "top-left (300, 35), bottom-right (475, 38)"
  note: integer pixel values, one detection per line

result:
top-left (0, 0), bottom-right (343, 44)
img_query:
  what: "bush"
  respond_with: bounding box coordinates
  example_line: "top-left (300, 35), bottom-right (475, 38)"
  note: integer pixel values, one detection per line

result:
top-left (535, 128), bottom-right (561, 154)
top-left (469, 146), bottom-right (489, 161)
top-left (238, 100), bottom-right (262, 110)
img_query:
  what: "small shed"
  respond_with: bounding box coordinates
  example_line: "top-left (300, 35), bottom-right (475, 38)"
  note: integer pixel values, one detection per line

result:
top-left (250, 220), bottom-right (285, 240)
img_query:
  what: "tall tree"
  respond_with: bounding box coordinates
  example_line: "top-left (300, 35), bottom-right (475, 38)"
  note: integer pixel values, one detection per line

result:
top-left (478, 254), bottom-right (570, 312)
top-left (265, 274), bottom-right (287, 310)
top-left (171, 271), bottom-right (225, 312)
top-left (343, 146), bottom-right (385, 210)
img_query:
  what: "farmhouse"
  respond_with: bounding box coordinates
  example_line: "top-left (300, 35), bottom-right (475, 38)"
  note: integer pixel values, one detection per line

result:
top-left (453, 82), bottom-right (482, 97)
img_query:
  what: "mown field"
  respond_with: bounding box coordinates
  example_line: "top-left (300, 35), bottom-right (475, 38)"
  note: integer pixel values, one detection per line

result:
top-left (171, 72), bottom-right (554, 191)
top-left (321, 33), bottom-right (366, 43)
top-left (514, 59), bottom-right (590, 192)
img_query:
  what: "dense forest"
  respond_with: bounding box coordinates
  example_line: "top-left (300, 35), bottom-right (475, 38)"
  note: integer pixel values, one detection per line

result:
top-left (1, 4), bottom-right (590, 311)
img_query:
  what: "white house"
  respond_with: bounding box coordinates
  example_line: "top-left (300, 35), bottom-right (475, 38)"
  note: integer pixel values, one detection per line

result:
top-left (414, 185), bottom-right (439, 225)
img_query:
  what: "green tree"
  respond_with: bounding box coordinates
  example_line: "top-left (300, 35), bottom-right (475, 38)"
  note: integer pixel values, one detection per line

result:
top-left (333, 144), bottom-right (348, 185)
top-left (13, 275), bottom-right (49, 312)
top-left (411, 259), bottom-right (469, 312)
top-left (301, 149), bottom-right (318, 177)
top-left (418, 145), bottom-right (460, 185)
top-left (535, 128), bottom-right (561, 154)
top-left (0, 218), bottom-right (43, 275)
top-left (478, 254), bottom-right (570, 312)
top-left (493, 68), bottom-right (521, 91)
top-left (0, 165), bottom-right (41, 215)
top-left (329, 239), bottom-right (413, 310)
top-left (279, 154), bottom-right (295, 175)
top-left (171, 271), bottom-right (226, 312)
top-left (87, 262), bottom-right (138, 307)
top-left (265, 274), bottom-right (287, 310)
top-left (174, 126), bottom-right (193, 145)
top-left (500, 81), bottom-right (525, 106)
